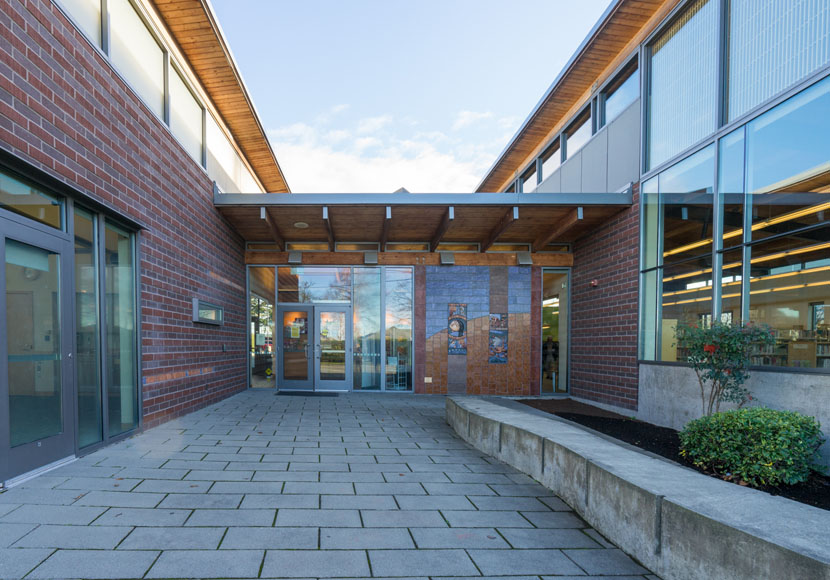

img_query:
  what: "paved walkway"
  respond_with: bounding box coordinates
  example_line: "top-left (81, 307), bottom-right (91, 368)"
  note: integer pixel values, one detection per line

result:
top-left (0, 391), bottom-right (656, 579)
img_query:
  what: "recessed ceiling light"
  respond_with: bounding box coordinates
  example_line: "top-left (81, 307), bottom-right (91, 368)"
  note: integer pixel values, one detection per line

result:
top-left (293, 222), bottom-right (309, 229)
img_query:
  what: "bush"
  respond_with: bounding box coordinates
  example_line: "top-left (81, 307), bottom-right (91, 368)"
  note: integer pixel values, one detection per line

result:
top-left (679, 407), bottom-right (825, 487)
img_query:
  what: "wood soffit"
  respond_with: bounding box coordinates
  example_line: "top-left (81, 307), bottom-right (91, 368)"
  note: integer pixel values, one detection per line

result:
top-left (476, 0), bottom-right (671, 193)
top-left (150, 0), bottom-right (290, 193)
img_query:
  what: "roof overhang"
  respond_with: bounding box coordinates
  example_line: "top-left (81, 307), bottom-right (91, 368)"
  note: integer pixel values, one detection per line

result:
top-left (215, 191), bottom-right (633, 254)
top-left (151, 0), bottom-right (290, 193)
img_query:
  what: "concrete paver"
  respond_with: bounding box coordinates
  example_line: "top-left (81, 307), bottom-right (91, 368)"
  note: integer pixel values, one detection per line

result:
top-left (0, 390), bottom-right (656, 579)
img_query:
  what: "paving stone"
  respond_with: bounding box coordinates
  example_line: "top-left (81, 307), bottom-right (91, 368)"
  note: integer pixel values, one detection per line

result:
top-left (146, 549), bottom-right (263, 578)
top-left (407, 463), bottom-right (469, 472)
top-left (74, 490), bottom-right (165, 508)
top-left (538, 496), bottom-right (572, 511)
top-left (583, 527), bottom-right (616, 548)
top-left (187, 508), bottom-right (276, 527)
top-left (348, 463), bottom-right (408, 472)
top-left (369, 549), bottom-right (479, 577)
top-left (92, 508), bottom-right (191, 527)
top-left (276, 508), bottom-right (361, 527)
top-left (411, 527), bottom-right (510, 548)
top-left (252, 471), bottom-right (320, 481)
top-left (468, 548), bottom-right (585, 576)
top-left (262, 549), bottom-right (370, 578)
top-left (422, 482), bottom-right (496, 495)
top-left (222, 527), bottom-right (319, 549)
top-left (499, 528), bottom-right (601, 548)
top-left (119, 526), bottom-right (225, 550)
top-left (240, 494), bottom-right (319, 509)
top-left (118, 468), bottom-right (190, 480)
top-left (0, 523), bottom-right (37, 547)
top-left (13, 524), bottom-right (132, 549)
top-left (0, 548), bottom-right (55, 578)
top-left (320, 472), bottom-right (384, 483)
top-left (288, 462), bottom-right (350, 472)
top-left (159, 493), bottom-right (243, 509)
top-left (184, 470), bottom-right (254, 481)
top-left (542, 577), bottom-right (649, 580)
top-left (320, 527), bottom-right (414, 549)
top-left (0, 504), bottom-right (21, 518)
top-left (205, 452), bottom-right (263, 462)
top-left (0, 489), bottom-right (88, 505)
top-left (283, 482), bottom-right (354, 495)
top-left (133, 480), bottom-right (211, 494)
top-left (381, 471), bottom-right (450, 483)
top-left (361, 509), bottom-right (447, 528)
top-left (210, 481), bottom-right (285, 494)
top-left (520, 510), bottom-right (586, 528)
top-left (161, 459), bottom-right (229, 471)
top-left (445, 472), bottom-right (514, 484)
top-left (17, 476), bottom-right (69, 489)
top-left (489, 483), bottom-right (557, 496)
top-left (228, 461), bottom-right (288, 471)
top-left (28, 549), bottom-right (159, 579)
top-left (395, 495), bottom-right (475, 510)
top-left (354, 482), bottom-right (425, 495)
top-left (0, 504), bottom-right (105, 525)
top-left (563, 548), bottom-right (650, 575)
top-left (320, 495), bottom-right (398, 510)
top-left (469, 496), bottom-right (552, 511)
top-left (443, 510), bottom-right (533, 528)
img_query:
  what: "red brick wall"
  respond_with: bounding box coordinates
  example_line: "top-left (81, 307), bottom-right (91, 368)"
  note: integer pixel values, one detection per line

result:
top-left (0, 0), bottom-right (248, 427)
top-left (570, 188), bottom-right (640, 410)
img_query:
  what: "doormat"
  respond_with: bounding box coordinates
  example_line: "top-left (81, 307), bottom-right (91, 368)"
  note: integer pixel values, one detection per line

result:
top-left (276, 391), bottom-right (340, 397)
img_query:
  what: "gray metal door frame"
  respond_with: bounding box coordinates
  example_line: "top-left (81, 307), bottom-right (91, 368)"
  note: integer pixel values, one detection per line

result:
top-left (313, 305), bottom-right (352, 392)
top-left (277, 305), bottom-right (314, 391)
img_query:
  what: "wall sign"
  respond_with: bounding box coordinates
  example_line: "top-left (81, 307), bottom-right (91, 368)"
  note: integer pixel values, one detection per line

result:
top-left (448, 303), bottom-right (467, 355)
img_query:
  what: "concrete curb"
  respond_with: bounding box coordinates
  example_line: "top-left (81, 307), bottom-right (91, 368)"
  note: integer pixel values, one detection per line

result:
top-left (447, 396), bottom-right (830, 580)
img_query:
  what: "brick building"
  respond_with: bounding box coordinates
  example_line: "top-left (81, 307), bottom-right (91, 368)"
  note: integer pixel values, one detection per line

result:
top-left (2, 0), bottom-right (829, 485)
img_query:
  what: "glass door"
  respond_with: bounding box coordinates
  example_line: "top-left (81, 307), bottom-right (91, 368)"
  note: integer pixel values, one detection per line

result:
top-left (278, 306), bottom-right (313, 390)
top-left (315, 306), bottom-right (351, 391)
top-left (541, 269), bottom-right (569, 394)
top-left (1, 221), bottom-right (74, 482)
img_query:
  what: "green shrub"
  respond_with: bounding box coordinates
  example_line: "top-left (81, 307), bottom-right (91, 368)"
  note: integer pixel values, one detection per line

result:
top-left (679, 407), bottom-right (825, 487)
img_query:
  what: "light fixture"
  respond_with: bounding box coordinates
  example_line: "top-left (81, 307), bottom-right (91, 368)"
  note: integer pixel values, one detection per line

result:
top-left (364, 251), bottom-right (378, 265)
top-left (439, 252), bottom-right (455, 265)
top-left (293, 222), bottom-right (309, 229)
top-left (287, 251), bottom-right (302, 264)
top-left (516, 251), bottom-right (533, 265)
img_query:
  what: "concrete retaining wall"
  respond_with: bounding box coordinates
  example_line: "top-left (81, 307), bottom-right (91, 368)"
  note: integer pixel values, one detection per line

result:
top-left (447, 396), bottom-right (830, 580)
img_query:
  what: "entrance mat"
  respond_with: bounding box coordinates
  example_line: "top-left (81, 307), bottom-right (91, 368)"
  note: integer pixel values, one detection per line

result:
top-left (276, 391), bottom-right (340, 397)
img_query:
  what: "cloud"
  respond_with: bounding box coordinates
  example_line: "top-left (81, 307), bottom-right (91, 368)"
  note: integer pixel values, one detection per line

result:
top-left (356, 114), bottom-right (393, 134)
top-left (452, 110), bottom-right (493, 131)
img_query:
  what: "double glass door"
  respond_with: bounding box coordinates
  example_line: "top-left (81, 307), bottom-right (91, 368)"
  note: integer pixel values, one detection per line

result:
top-left (1, 220), bottom-right (74, 482)
top-left (278, 305), bottom-right (352, 391)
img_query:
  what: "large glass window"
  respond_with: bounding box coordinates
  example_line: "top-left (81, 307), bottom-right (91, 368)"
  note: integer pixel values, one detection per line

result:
top-left (540, 140), bottom-right (561, 182)
top-left (105, 223), bottom-right (137, 437)
top-left (603, 65), bottom-right (640, 126)
top-left (520, 166), bottom-right (537, 193)
top-left (564, 109), bottom-right (591, 159)
top-left (647, 0), bottom-right (718, 170)
top-left (109, 0), bottom-right (164, 118)
top-left (353, 268), bottom-right (381, 390)
top-left (249, 267), bottom-right (275, 388)
top-left (169, 66), bottom-right (204, 164)
top-left (278, 267), bottom-right (351, 303)
top-left (75, 208), bottom-right (102, 448)
top-left (385, 267), bottom-right (412, 391)
top-left (727, 0), bottom-right (830, 121)
top-left (59, 0), bottom-right (102, 46)
top-left (0, 172), bottom-right (64, 230)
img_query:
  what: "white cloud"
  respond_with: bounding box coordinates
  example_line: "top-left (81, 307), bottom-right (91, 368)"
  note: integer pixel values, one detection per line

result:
top-left (356, 114), bottom-right (393, 135)
top-left (452, 110), bottom-right (493, 131)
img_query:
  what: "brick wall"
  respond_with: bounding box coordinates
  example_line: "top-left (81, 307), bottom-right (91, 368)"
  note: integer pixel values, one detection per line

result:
top-left (0, 0), bottom-right (248, 427)
top-left (570, 188), bottom-right (641, 410)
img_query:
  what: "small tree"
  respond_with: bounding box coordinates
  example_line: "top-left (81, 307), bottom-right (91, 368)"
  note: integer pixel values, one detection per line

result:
top-left (675, 322), bottom-right (776, 416)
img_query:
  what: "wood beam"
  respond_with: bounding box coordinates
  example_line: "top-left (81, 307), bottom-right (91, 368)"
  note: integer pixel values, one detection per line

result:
top-left (481, 206), bottom-right (519, 252)
top-left (429, 206), bottom-right (454, 252)
top-left (380, 206), bottom-right (391, 248)
top-left (322, 206), bottom-right (335, 251)
top-left (260, 207), bottom-right (284, 251)
top-left (532, 207), bottom-right (583, 252)
top-left (246, 250), bottom-right (573, 267)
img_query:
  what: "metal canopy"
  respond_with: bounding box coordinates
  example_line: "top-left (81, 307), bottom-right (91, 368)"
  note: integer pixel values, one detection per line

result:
top-left (215, 191), bottom-right (633, 252)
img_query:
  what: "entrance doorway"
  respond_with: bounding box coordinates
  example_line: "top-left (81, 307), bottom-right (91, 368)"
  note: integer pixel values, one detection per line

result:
top-left (278, 305), bottom-right (352, 391)
top-left (1, 220), bottom-right (75, 482)
top-left (541, 269), bottom-right (569, 394)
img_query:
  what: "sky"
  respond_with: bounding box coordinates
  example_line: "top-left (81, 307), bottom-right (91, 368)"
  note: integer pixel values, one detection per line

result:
top-left (210, 0), bottom-right (612, 193)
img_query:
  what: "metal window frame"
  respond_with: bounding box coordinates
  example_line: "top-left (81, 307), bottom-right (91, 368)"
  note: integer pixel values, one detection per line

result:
top-left (539, 267), bottom-right (572, 396)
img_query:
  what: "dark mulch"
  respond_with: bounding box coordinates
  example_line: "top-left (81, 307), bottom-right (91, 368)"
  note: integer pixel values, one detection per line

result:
top-left (519, 398), bottom-right (830, 511)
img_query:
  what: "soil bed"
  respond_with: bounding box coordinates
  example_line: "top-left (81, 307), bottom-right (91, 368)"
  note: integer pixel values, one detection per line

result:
top-left (519, 398), bottom-right (830, 511)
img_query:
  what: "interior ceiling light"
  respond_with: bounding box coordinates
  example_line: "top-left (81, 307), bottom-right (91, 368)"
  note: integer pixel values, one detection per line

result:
top-left (293, 222), bottom-right (309, 229)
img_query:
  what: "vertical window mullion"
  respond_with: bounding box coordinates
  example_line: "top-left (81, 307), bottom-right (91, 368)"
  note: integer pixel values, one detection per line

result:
top-left (97, 214), bottom-right (109, 441)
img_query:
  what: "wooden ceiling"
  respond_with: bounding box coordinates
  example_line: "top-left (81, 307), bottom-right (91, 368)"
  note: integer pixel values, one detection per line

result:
top-left (476, 0), bottom-right (674, 193)
top-left (151, 0), bottom-right (290, 193)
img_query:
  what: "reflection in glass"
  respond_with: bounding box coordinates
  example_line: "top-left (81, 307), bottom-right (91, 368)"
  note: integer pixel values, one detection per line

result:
top-left (169, 66), bottom-right (203, 163)
top-left (249, 267), bottom-right (275, 388)
top-left (540, 141), bottom-right (561, 181)
top-left (648, 0), bottom-right (718, 170)
top-left (105, 223), bottom-right (137, 437)
top-left (75, 209), bottom-right (102, 447)
top-left (282, 311), bottom-right (309, 381)
top-left (745, 76), bottom-right (830, 195)
top-left (639, 270), bottom-right (658, 360)
top-left (6, 240), bottom-right (63, 447)
top-left (541, 271), bottom-right (568, 394)
top-left (0, 171), bottom-right (64, 230)
top-left (353, 268), bottom-right (381, 390)
top-left (521, 168), bottom-right (537, 193)
top-left (719, 248), bottom-right (743, 325)
top-left (661, 256), bottom-right (713, 361)
top-left (604, 67), bottom-right (639, 125)
top-left (278, 267), bottom-right (351, 303)
top-left (564, 110), bottom-right (591, 158)
top-left (727, 0), bottom-right (830, 121)
top-left (385, 267), bottom-right (412, 391)
top-left (319, 311), bottom-right (346, 381)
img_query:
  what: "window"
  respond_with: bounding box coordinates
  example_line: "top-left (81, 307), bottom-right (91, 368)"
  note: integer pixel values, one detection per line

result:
top-left (603, 64), bottom-right (639, 126)
top-left (59, 0), bottom-right (102, 46)
top-left (540, 140), bottom-right (561, 181)
top-left (504, 182), bottom-right (516, 193)
top-left (353, 268), bottom-right (381, 390)
top-left (277, 267), bottom-right (352, 303)
top-left (169, 66), bottom-right (204, 163)
top-left (520, 165), bottom-right (537, 193)
top-left (564, 108), bottom-right (591, 158)
top-left (0, 171), bottom-right (64, 230)
top-left (727, 0), bottom-right (830, 121)
top-left (385, 267), bottom-right (413, 391)
top-left (192, 299), bottom-right (223, 325)
top-left (207, 114), bottom-right (263, 193)
top-left (647, 0), bottom-right (718, 170)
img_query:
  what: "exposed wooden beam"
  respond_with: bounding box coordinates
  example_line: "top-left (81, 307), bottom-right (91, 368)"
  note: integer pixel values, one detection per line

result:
top-left (532, 207), bottom-right (583, 252)
top-left (430, 206), bottom-right (454, 252)
top-left (260, 207), bottom-right (284, 251)
top-left (322, 206), bottom-right (335, 251)
top-left (246, 250), bottom-right (573, 267)
top-left (481, 206), bottom-right (519, 252)
top-left (380, 206), bottom-right (392, 249)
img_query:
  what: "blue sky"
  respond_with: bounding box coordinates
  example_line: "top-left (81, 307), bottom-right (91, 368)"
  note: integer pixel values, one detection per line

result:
top-left (211, 0), bottom-right (612, 192)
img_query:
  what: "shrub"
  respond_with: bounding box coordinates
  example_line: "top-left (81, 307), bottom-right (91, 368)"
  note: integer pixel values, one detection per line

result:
top-left (679, 407), bottom-right (825, 487)
top-left (675, 322), bottom-right (776, 415)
